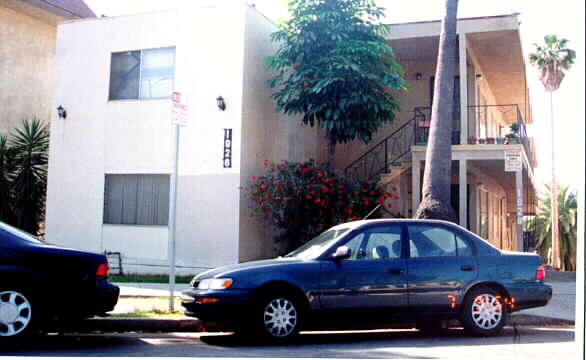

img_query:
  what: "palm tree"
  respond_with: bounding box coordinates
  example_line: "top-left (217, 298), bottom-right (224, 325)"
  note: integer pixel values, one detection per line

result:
top-left (531, 184), bottom-right (577, 271)
top-left (10, 119), bottom-right (50, 235)
top-left (414, 0), bottom-right (458, 222)
top-left (529, 35), bottom-right (576, 269)
top-left (0, 135), bottom-right (15, 222)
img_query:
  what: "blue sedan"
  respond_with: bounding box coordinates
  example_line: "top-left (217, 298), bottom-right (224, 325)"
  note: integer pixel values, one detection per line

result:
top-left (181, 219), bottom-right (551, 339)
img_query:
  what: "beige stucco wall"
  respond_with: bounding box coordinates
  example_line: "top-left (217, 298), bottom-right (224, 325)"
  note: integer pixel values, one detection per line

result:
top-left (0, 5), bottom-right (56, 134)
top-left (238, 7), bottom-right (320, 262)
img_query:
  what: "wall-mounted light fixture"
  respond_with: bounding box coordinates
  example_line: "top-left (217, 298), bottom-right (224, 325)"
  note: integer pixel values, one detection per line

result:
top-left (415, 72), bottom-right (423, 80)
top-left (57, 105), bottom-right (67, 119)
top-left (216, 96), bottom-right (226, 111)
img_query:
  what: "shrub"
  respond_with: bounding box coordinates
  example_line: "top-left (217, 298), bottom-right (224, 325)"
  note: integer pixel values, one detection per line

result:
top-left (249, 159), bottom-right (399, 253)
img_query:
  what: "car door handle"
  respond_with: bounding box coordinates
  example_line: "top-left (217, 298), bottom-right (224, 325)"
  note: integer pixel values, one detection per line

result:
top-left (388, 267), bottom-right (404, 275)
top-left (461, 265), bottom-right (475, 271)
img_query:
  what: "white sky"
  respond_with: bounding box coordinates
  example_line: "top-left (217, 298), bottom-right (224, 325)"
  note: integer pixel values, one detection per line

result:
top-left (84, 0), bottom-right (585, 192)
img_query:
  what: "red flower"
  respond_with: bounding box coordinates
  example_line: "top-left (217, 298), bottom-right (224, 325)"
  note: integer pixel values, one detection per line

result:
top-left (318, 171), bottom-right (325, 177)
top-left (260, 184), bottom-right (268, 190)
top-left (392, 187), bottom-right (398, 191)
top-left (273, 180), bottom-right (279, 185)
top-left (262, 160), bottom-right (269, 167)
top-left (283, 197), bottom-right (289, 201)
top-left (281, 181), bottom-right (287, 185)
top-left (251, 176), bottom-right (257, 181)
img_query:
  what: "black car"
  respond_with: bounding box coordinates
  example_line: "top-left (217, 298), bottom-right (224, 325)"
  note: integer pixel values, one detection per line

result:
top-left (182, 219), bottom-right (551, 339)
top-left (0, 221), bottom-right (119, 338)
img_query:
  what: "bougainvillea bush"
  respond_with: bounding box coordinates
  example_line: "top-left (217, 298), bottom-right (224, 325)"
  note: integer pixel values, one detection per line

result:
top-left (249, 159), bottom-right (399, 253)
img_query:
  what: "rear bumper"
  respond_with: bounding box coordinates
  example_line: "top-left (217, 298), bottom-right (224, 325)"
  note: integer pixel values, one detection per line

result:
top-left (506, 282), bottom-right (552, 312)
top-left (64, 281), bottom-right (120, 318)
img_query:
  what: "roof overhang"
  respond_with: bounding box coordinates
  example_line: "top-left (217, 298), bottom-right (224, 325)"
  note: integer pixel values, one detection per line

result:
top-left (386, 14), bottom-right (532, 124)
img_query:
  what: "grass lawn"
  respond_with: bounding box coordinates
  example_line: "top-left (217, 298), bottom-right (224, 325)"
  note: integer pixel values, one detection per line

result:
top-left (110, 274), bottom-right (194, 284)
top-left (109, 296), bottom-right (184, 318)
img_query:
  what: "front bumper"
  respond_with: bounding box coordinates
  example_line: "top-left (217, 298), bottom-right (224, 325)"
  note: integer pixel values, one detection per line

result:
top-left (180, 288), bottom-right (251, 323)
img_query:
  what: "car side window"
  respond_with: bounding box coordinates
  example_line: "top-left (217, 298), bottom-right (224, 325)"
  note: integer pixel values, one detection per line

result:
top-left (408, 225), bottom-right (470, 258)
top-left (342, 226), bottom-right (402, 260)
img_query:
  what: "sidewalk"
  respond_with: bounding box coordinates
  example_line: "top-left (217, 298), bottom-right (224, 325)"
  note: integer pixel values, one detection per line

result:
top-left (85, 277), bottom-right (576, 334)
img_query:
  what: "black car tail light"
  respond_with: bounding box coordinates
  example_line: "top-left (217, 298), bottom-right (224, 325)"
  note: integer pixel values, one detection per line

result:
top-left (535, 264), bottom-right (546, 281)
top-left (96, 263), bottom-right (110, 279)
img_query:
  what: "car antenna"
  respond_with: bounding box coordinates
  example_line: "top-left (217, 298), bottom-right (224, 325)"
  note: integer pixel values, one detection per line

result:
top-left (362, 204), bottom-right (382, 220)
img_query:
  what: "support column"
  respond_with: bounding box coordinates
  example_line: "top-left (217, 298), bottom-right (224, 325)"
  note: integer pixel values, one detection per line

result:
top-left (412, 158), bottom-right (421, 216)
top-left (459, 159), bottom-right (468, 228)
top-left (459, 33), bottom-right (468, 145)
top-left (515, 168), bottom-right (524, 251)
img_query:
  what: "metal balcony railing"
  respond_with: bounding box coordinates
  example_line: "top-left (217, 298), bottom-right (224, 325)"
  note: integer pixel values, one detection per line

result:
top-left (344, 104), bottom-right (536, 182)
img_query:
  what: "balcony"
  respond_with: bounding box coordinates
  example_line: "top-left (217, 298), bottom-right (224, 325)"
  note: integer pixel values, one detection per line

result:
top-left (413, 104), bottom-right (536, 168)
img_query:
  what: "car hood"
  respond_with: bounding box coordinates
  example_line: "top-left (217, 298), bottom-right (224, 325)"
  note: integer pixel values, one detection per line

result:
top-left (194, 257), bottom-right (304, 280)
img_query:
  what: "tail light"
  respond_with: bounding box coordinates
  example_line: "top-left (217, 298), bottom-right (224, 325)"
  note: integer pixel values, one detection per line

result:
top-left (96, 263), bottom-right (110, 278)
top-left (535, 264), bottom-right (546, 281)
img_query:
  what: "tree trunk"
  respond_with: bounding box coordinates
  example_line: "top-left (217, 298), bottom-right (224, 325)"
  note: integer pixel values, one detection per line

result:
top-left (327, 139), bottom-right (336, 172)
top-left (414, 0), bottom-right (458, 222)
top-left (549, 91), bottom-right (561, 269)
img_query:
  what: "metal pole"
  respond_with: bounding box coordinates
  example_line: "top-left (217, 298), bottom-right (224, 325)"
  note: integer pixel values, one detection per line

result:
top-left (168, 124), bottom-right (180, 312)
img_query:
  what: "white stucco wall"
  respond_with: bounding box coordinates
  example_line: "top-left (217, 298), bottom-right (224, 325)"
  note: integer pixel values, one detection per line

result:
top-left (238, 7), bottom-right (320, 261)
top-left (46, 5), bottom-right (254, 274)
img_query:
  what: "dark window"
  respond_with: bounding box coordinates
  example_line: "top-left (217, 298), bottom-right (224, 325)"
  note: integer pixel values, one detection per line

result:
top-left (408, 225), bottom-right (471, 258)
top-left (103, 174), bottom-right (170, 226)
top-left (109, 47), bottom-right (175, 100)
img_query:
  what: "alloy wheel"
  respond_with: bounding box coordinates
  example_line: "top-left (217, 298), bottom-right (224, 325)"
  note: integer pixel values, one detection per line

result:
top-left (263, 297), bottom-right (298, 338)
top-left (0, 291), bottom-right (32, 337)
top-left (470, 293), bottom-right (503, 330)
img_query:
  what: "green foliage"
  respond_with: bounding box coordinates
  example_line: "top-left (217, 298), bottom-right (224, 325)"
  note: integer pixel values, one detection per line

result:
top-left (530, 184), bottom-right (577, 271)
top-left (249, 159), bottom-right (399, 252)
top-left (266, 0), bottom-right (406, 146)
top-left (529, 34), bottom-right (576, 92)
top-left (0, 119), bottom-right (49, 235)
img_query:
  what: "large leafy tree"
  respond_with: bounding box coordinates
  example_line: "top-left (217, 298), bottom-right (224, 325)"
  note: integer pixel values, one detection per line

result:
top-left (529, 35), bottom-right (576, 269)
top-left (266, 0), bottom-right (406, 168)
top-left (414, 0), bottom-right (458, 222)
top-left (0, 119), bottom-right (50, 235)
top-left (530, 184), bottom-right (577, 271)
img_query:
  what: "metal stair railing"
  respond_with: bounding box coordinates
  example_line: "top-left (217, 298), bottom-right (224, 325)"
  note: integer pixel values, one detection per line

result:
top-left (344, 116), bottom-right (416, 182)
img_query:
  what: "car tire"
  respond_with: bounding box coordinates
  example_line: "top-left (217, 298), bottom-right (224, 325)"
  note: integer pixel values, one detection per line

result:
top-left (460, 286), bottom-right (507, 337)
top-left (253, 291), bottom-right (303, 341)
top-left (0, 288), bottom-right (38, 338)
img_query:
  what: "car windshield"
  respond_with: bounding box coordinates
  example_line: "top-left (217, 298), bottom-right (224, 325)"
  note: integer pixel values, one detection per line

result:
top-left (283, 227), bottom-right (351, 260)
top-left (0, 221), bottom-right (43, 245)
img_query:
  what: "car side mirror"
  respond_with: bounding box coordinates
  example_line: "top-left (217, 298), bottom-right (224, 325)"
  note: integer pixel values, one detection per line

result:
top-left (332, 246), bottom-right (351, 260)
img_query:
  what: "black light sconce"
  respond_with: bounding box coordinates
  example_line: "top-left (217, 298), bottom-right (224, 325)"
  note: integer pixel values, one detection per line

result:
top-left (415, 72), bottom-right (423, 80)
top-left (57, 105), bottom-right (67, 119)
top-left (216, 96), bottom-right (226, 111)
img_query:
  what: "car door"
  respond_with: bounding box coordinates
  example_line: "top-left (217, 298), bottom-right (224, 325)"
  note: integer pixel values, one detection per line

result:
top-left (319, 223), bottom-right (408, 310)
top-left (406, 223), bottom-right (478, 312)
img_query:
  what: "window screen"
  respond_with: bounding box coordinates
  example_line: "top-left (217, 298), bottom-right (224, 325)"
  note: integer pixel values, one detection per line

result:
top-left (104, 174), bottom-right (170, 226)
top-left (109, 47), bottom-right (175, 100)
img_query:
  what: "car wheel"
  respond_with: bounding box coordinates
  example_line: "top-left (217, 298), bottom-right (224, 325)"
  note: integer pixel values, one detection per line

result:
top-left (255, 293), bottom-right (303, 340)
top-left (460, 286), bottom-right (507, 337)
top-left (0, 289), bottom-right (36, 338)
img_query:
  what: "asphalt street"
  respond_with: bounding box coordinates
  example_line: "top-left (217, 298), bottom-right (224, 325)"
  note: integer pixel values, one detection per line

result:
top-left (0, 326), bottom-right (576, 358)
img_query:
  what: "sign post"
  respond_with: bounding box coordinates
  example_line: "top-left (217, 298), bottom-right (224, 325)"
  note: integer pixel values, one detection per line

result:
top-left (168, 91), bottom-right (188, 312)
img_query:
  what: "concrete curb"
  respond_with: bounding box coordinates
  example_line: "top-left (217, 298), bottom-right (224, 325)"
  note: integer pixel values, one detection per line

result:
top-left (65, 314), bottom-right (573, 334)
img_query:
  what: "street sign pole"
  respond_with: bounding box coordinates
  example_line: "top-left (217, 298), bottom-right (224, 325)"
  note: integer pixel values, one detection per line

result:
top-left (168, 91), bottom-right (187, 312)
top-left (168, 123), bottom-right (180, 312)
